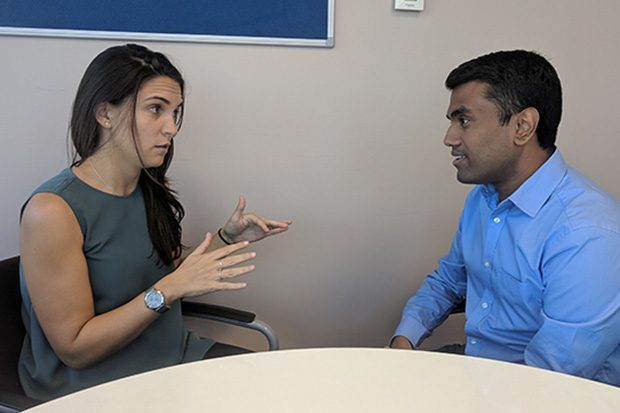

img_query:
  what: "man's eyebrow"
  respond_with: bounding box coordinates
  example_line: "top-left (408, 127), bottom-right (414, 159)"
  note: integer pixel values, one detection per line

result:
top-left (446, 106), bottom-right (470, 120)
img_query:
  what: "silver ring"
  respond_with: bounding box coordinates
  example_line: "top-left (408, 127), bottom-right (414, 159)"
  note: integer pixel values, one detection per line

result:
top-left (218, 267), bottom-right (223, 280)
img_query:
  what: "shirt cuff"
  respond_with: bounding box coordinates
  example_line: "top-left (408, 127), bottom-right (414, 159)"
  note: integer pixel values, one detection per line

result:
top-left (392, 316), bottom-right (432, 349)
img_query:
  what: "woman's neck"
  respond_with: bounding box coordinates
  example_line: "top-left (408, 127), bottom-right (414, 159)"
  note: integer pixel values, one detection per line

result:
top-left (75, 153), bottom-right (141, 196)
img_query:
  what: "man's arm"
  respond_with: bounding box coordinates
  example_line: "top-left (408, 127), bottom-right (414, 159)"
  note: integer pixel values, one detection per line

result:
top-left (525, 227), bottom-right (620, 379)
top-left (390, 227), bottom-right (467, 348)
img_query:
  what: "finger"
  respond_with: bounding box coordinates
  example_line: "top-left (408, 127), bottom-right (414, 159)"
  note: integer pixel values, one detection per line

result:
top-left (189, 233), bottom-right (213, 256)
top-left (219, 264), bottom-right (256, 279)
top-left (246, 214), bottom-right (270, 233)
top-left (221, 251), bottom-right (257, 268)
top-left (264, 227), bottom-right (289, 237)
top-left (210, 240), bottom-right (250, 260)
top-left (264, 219), bottom-right (292, 229)
top-left (216, 282), bottom-right (247, 291)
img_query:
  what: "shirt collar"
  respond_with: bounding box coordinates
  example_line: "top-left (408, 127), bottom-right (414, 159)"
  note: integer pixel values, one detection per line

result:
top-left (481, 149), bottom-right (568, 217)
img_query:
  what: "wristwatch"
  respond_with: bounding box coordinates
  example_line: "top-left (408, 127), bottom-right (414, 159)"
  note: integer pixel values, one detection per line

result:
top-left (144, 287), bottom-right (170, 314)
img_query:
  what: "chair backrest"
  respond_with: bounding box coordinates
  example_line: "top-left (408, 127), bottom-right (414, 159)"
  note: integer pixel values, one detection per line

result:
top-left (0, 256), bottom-right (26, 395)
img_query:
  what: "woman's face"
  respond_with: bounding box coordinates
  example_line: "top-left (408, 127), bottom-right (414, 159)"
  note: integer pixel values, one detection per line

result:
top-left (130, 76), bottom-right (183, 168)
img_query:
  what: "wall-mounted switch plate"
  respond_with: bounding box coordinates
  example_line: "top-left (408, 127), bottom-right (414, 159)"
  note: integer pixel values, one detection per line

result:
top-left (395, 0), bottom-right (424, 11)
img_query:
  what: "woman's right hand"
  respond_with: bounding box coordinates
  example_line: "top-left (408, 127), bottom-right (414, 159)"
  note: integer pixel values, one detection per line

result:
top-left (157, 233), bottom-right (256, 302)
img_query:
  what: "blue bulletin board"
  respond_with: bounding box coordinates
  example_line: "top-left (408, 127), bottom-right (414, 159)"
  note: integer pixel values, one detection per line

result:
top-left (0, 0), bottom-right (335, 47)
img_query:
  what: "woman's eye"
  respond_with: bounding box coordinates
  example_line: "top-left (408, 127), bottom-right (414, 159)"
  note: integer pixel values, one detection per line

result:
top-left (148, 105), bottom-right (161, 114)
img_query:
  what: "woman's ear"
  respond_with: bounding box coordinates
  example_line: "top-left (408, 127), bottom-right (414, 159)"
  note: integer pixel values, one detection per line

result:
top-left (95, 102), bottom-right (113, 129)
top-left (513, 107), bottom-right (540, 147)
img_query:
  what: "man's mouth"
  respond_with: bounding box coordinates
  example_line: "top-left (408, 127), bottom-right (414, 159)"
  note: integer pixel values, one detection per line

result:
top-left (452, 153), bottom-right (466, 166)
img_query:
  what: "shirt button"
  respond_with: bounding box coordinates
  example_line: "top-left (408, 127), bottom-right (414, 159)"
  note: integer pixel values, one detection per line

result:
top-left (470, 339), bottom-right (477, 345)
top-left (481, 302), bottom-right (488, 309)
top-left (493, 217), bottom-right (501, 224)
top-left (483, 261), bottom-right (491, 268)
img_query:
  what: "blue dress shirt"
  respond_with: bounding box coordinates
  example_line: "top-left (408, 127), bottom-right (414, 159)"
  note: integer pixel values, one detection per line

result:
top-left (394, 150), bottom-right (620, 385)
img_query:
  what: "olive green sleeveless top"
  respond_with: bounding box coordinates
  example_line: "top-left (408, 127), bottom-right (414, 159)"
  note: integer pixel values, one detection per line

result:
top-left (19, 168), bottom-right (213, 401)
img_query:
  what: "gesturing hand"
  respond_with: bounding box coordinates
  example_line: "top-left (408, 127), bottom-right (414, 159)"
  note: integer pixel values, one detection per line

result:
top-left (167, 233), bottom-right (257, 300)
top-left (220, 196), bottom-right (292, 244)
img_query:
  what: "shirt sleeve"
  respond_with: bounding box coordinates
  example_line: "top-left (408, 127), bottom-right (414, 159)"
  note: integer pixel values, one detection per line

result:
top-left (392, 219), bottom-right (468, 348)
top-left (524, 227), bottom-right (620, 379)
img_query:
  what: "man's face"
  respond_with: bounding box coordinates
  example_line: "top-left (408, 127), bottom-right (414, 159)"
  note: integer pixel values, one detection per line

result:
top-left (444, 81), bottom-right (518, 189)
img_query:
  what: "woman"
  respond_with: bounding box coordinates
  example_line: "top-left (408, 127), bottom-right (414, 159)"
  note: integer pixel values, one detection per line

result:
top-left (18, 44), bottom-right (291, 401)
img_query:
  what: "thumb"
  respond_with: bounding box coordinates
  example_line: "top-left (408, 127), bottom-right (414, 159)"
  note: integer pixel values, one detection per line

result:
top-left (231, 195), bottom-right (246, 220)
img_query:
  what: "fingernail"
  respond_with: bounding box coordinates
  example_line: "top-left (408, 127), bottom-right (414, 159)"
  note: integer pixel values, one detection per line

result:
top-left (251, 252), bottom-right (257, 258)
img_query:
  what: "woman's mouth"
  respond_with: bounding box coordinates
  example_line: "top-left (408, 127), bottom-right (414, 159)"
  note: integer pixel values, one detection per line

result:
top-left (155, 144), bottom-right (170, 153)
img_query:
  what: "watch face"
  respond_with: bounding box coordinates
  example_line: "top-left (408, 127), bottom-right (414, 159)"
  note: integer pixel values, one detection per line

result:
top-left (145, 289), bottom-right (164, 309)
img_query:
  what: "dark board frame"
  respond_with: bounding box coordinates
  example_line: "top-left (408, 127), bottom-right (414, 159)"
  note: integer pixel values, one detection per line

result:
top-left (0, 1), bottom-right (335, 48)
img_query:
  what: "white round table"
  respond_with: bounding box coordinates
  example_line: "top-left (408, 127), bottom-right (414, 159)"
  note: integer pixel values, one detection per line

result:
top-left (26, 348), bottom-right (620, 412)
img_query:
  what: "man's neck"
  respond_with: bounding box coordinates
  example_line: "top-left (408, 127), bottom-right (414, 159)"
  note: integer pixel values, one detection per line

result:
top-left (496, 147), bottom-right (554, 201)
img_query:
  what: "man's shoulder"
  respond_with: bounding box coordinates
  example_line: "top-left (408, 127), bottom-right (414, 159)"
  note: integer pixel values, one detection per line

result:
top-left (553, 167), bottom-right (620, 234)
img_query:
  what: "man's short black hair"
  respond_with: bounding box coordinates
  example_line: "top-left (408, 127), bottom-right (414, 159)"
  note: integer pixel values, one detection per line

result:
top-left (445, 50), bottom-right (562, 150)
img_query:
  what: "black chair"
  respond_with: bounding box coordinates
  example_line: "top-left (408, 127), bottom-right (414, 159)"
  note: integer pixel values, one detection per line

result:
top-left (0, 255), bottom-right (278, 413)
top-left (451, 300), bottom-right (466, 315)
top-left (0, 257), bottom-right (37, 413)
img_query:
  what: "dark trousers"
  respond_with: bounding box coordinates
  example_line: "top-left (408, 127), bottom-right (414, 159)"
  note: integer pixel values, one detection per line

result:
top-left (432, 343), bottom-right (466, 355)
top-left (202, 342), bottom-right (252, 359)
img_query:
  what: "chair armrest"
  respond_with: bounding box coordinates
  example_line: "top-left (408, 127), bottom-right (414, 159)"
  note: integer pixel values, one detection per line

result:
top-left (181, 301), bottom-right (279, 351)
top-left (181, 301), bottom-right (256, 323)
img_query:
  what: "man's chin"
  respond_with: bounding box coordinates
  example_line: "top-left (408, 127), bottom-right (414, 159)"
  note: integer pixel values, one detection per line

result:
top-left (456, 172), bottom-right (477, 185)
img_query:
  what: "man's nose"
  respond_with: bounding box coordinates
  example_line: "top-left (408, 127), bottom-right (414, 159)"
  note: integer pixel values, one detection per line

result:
top-left (443, 124), bottom-right (459, 147)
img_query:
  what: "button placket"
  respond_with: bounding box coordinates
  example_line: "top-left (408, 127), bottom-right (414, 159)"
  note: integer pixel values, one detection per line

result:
top-left (483, 207), bottom-right (509, 273)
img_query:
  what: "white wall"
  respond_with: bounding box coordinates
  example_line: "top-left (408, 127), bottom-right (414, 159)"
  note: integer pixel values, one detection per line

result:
top-left (1, 0), bottom-right (619, 351)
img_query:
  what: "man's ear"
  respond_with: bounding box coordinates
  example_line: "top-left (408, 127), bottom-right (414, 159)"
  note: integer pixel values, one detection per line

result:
top-left (95, 102), bottom-right (113, 129)
top-left (513, 107), bottom-right (539, 147)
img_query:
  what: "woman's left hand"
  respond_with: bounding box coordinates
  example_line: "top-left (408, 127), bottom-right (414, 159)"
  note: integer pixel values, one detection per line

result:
top-left (220, 196), bottom-right (292, 243)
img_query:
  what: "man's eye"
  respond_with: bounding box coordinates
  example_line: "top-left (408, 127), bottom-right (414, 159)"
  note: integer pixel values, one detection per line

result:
top-left (460, 118), bottom-right (470, 127)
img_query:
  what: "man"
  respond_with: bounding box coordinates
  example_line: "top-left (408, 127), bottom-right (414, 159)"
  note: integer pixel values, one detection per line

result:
top-left (390, 50), bottom-right (620, 386)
